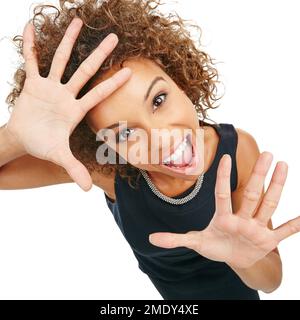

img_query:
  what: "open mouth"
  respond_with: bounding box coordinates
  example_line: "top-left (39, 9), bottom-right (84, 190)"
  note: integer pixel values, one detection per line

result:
top-left (160, 133), bottom-right (196, 172)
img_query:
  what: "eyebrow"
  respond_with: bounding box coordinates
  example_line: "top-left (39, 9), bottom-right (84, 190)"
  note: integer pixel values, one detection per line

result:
top-left (100, 76), bottom-right (166, 135)
top-left (144, 76), bottom-right (166, 102)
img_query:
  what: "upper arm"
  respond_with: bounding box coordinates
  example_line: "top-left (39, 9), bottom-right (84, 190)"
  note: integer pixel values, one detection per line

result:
top-left (0, 154), bottom-right (115, 194)
top-left (231, 128), bottom-right (280, 256)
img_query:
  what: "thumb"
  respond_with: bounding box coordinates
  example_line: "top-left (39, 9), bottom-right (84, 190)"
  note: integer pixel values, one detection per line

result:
top-left (47, 145), bottom-right (93, 192)
top-left (62, 154), bottom-right (93, 192)
top-left (149, 231), bottom-right (201, 250)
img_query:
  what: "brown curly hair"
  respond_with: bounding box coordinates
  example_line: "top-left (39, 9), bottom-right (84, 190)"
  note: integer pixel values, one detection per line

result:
top-left (5, 0), bottom-right (223, 189)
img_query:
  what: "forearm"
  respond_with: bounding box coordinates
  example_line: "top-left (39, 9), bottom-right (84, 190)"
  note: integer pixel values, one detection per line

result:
top-left (0, 123), bottom-right (26, 168)
top-left (227, 251), bottom-right (282, 293)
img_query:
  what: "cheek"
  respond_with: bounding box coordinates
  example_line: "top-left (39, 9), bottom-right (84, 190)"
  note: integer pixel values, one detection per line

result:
top-left (169, 97), bottom-right (195, 120)
top-left (117, 141), bottom-right (150, 165)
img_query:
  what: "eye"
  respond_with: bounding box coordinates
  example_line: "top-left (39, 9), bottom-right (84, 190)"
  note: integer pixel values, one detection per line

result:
top-left (152, 92), bottom-right (167, 112)
top-left (116, 128), bottom-right (135, 143)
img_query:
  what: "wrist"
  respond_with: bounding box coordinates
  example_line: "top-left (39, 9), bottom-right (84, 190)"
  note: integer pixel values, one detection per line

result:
top-left (4, 125), bottom-right (25, 150)
top-left (0, 124), bottom-right (27, 166)
top-left (226, 252), bottom-right (282, 293)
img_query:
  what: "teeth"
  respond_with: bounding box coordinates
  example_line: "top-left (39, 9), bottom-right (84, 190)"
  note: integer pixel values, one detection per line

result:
top-left (163, 137), bottom-right (188, 164)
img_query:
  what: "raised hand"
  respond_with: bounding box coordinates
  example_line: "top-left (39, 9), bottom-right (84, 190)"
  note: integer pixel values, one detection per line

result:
top-left (149, 152), bottom-right (300, 269)
top-left (4, 17), bottom-right (132, 191)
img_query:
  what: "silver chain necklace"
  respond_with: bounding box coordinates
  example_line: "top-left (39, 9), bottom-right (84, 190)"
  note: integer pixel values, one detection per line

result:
top-left (139, 169), bottom-right (205, 205)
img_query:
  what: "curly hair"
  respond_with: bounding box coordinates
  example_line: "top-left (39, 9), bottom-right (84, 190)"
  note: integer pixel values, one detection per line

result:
top-left (5, 0), bottom-right (223, 189)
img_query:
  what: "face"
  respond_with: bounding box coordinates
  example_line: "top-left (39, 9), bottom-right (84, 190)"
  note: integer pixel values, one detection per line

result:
top-left (86, 57), bottom-right (204, 182)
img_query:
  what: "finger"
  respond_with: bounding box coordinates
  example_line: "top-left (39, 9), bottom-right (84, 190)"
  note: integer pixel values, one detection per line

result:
top-left (149, 231), bottom-right (201, 250)
top-left (62, 153), bottom-right (93, 192)
top-left (78, 67), bottom-right (132, 113)
top-left (66, 33), bottom-right (119, 95)
top-left (273, 215), bottom-right (300, 242)
top-left (255, 161), bottom-right (288, 225)
top-left (47, 145), bottom-right (93, 192)
top-left (23, 21), bottom-right (39, 78)
top-left (48, 17), bottom-right (83, 81)
top-left (214, 154), bottom-right (233, 216)
top-left (238, 152), bottom-right (273, 219)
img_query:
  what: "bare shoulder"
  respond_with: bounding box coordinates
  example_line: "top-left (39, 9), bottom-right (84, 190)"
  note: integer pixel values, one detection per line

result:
top-left (235, 127), bottom-right (261, 190)
top-left (91, 169), bottom-right (116, 201)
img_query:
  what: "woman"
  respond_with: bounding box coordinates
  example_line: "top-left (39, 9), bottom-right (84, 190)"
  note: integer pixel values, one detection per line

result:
top-left (1, 0), bottom-right (299, 299)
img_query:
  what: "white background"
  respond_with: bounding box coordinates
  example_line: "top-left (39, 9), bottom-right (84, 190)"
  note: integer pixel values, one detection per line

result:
top-left (0, 0), bottom-right (299, 299)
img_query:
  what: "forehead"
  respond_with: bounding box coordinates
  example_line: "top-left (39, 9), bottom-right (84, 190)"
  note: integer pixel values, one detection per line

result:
top-left (86, 57), bottom-right (170, 132)
top-left (100, 57), bottom-right (164, 81)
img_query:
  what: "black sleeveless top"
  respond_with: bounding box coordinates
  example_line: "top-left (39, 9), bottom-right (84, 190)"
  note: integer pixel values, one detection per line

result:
top-left (104, 123), bottom-right (260, 300)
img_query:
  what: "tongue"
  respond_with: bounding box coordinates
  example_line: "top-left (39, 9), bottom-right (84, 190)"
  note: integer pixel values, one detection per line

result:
top-left (166, 140), bottom-right (193, 167)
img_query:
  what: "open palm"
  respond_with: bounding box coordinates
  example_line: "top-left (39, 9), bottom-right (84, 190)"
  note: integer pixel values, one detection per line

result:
top-left (5, 18), bottom-right (131, 191)
top-left (149, 152), bottom-right (300, 269)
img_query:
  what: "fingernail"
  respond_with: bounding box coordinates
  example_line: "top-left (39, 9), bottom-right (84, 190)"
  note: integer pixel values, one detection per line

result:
top-left (278, 161), bottom-right (288, 172)
top-left (106, 33), bottom-right (118, 44)
top-left (73, 17), bottom-right (83, 27)
top-left (262, 151), bottom-right (273, 159)
top-left (123, 67), bottom-right (132, 74)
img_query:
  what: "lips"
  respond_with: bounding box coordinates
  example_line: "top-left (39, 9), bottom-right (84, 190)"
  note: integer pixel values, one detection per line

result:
top-left (159, 132), bottom-right (200, 175)
top-left (160, 133), bottom-right (193, 166)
